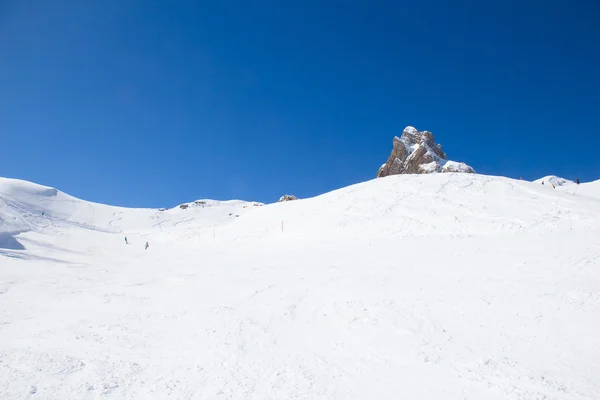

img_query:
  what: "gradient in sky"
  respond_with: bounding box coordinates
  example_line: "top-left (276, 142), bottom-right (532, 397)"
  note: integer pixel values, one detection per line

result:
top-left (1, 0), bottom-right (598, 207)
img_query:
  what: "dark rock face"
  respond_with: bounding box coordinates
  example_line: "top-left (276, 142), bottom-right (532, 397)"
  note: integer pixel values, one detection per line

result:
top-left (377, 126), bottom-right (474, 177)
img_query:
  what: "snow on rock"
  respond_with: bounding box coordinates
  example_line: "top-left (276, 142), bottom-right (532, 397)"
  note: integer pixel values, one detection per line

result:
top-left (441, 160), bottom-right (476, 173)
top-left (1, 174), bottom-right (600, 399)
top-left (278, 194), bottom-right (298, 202)
top-left (403, 125), bottom-right (419, 136)
top-left (533, 175), bottom-right (574, 187)
top-left (377, 126), bottom-right (475, 177)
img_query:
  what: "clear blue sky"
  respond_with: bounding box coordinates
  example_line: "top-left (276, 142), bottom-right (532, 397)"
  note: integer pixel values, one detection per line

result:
top-left (1, 1), bottom-right (598, 207)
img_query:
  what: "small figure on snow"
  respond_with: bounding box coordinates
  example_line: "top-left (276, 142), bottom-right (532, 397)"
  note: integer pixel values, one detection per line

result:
top-left (144, 242), bottom-right (149, 250)
top-left (576, 177), bottom-right (580, 185)
top-left (541, 181), bottom-right (544, 185)
top-left (124, 237), bottom-right (128, 244)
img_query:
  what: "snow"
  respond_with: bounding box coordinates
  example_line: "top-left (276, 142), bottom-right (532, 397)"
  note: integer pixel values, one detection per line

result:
top-left (533, 175), bottom-right (574, 187)
top-left (533, 177), bottom-right (600, 201)
top-left (402, 139), bottom-right (421, 153)
top-left (418, 160), bottom-right (474, 174)
top-left (559, 179), bottom-right (600, 200)
top-left (418, 160), bottom-right (439, 173)
top-left (442, 160), bottom-right (476, 173)
top-left (1, 174), bottom-right (600, 399)
top-left (397, 127), bottom-right (422, 153)
top-left (403, 126), bottom-right (419, 136)
top-left (532, 176), bottom-right (600, 200)
top-left (0, 177), bottom-right (261, 244)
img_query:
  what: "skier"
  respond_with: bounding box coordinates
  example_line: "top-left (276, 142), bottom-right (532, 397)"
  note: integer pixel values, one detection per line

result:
top-left (576, 177), bottom-right (580, 185)
top-left (144, 241), bottom-right (149, 250)
top-left (125, 237), bottom-right (128, 244)
top-left (541, 181), bottom-right (544, 185)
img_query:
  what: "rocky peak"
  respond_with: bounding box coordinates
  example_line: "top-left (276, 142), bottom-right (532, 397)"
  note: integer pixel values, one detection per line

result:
top-left (377, 126), bottom-right (474, 177)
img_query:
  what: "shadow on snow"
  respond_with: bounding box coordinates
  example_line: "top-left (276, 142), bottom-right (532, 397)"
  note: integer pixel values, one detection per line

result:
top-left (0, 232), bottom-right (26, 250)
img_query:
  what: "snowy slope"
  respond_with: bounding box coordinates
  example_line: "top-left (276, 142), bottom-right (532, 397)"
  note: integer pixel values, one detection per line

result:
top-left (558, 179), bottom-right (600, 200)
top-left (532, 176), bottom-right (600, 200)
top-left (225, 173), bottom-right (599, 243)
top-left (0, 177), bottom-right (262, 246)
top-left (1, 174), bottom-right (600, 399)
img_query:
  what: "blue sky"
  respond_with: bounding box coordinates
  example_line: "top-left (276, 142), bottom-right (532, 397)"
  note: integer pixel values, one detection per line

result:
top-left (1, 1), bottom-right (598, 207)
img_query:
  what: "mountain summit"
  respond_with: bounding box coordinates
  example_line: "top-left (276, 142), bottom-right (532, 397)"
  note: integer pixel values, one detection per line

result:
top-left (377, 126), bottom-right (475, 177)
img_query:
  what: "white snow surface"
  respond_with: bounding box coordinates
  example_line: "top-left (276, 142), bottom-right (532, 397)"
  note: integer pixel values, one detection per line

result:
top-left (1, 174), bottom-right (600, 399)
top-left (558, 179), bottom-right (600, 200)
top-left (0, 177), bottom-right (262, 239)
top-left (532, 176), bottom-right (600, 200)
top-left (533, 175), bottom-right (574, 187)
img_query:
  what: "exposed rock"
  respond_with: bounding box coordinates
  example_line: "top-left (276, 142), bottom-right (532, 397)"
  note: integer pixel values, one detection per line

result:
top-left (377, 126), bottom-right (474, 177)
top-left (278, 195), bottom-right (297, 202)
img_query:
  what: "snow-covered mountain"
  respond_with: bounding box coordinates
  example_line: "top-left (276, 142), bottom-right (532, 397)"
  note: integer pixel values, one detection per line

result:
top-left (377, 126), bottom-right (475, 177)
top-left (1, 174), bottom-right (600, 399)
